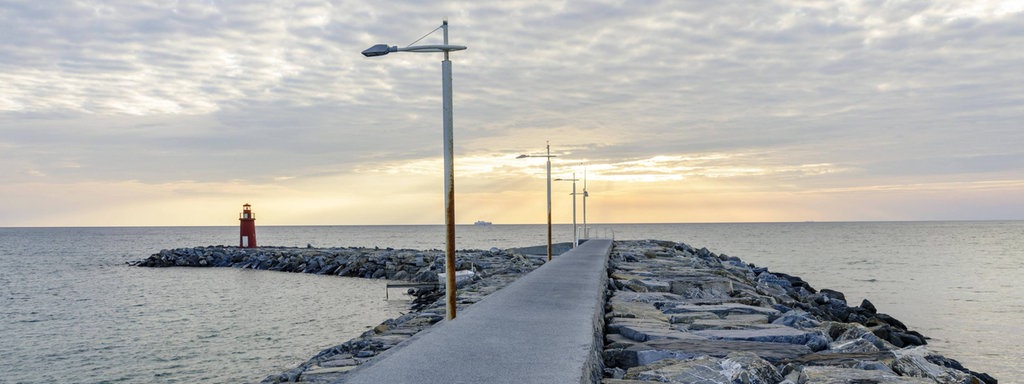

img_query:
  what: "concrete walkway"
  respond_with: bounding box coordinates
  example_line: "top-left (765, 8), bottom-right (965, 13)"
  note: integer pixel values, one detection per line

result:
top-left (340, 239), bottom-right (613, 384)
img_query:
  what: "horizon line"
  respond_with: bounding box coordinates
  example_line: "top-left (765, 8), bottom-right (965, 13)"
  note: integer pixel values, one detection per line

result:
top-left (3, 218), bottom-right (1022, 229)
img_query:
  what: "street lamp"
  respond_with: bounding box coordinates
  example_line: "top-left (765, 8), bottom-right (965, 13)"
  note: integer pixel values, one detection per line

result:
top-left (517, 143), bottom-right (557, 261)
top-left (555, 173), bottom-right (580, 247)
top-left (363, 20), bottom-right (466, 321)
top-left (583, 188), bottom-right (589, 239)
top-left (582, 167), bottom-right (590, 240)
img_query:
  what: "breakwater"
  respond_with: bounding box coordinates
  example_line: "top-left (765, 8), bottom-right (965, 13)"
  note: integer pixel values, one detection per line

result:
top-left (134, 240), bottom-right (997, 384)
top-left (132, 245), bottom-right (506, 283)
top-left (603, 240), bottom-right (996, 383)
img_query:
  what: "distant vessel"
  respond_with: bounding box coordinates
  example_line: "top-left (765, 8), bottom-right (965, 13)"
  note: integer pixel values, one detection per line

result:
top-left (474, 220), bottom-right (492, 226)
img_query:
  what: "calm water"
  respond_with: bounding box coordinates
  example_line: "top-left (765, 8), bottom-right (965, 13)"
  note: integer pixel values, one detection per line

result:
top-left (0, 222), bottom-right (1020, 382)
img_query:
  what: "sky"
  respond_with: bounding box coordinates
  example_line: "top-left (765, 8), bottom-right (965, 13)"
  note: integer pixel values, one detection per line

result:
top-left (2, 0), bottom-right (1023, 226)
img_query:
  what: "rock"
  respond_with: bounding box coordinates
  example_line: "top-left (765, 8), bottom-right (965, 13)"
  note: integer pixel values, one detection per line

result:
top-left (693, 323), bottom-right (829, 351)
top-left (625, 355), bottom-right (732, 382)
top-left (774, 271), bottom-right (816, 293)
top-left (898, 330), bottom-right (928, 346)
top-left (610, 318), bottom-right (704, 342)
top-left (602, 368), bottom-right (628, 380)
top-left (834, 323), bottom-right (894, 351)
top-left (871, 313), bottom-right (909, 330)
top-left (925, 355), bottom-right (998, 384)
top-left (412, 270), bottom-right (437, 282)
top-left (371, 268), bottom-right (386, 279)
top-left (355, 350), bottom-right (375, 358)
top-left (623, 352), bottom-right (781, 384)
top-left (872, 325), bottom-right (924, 348)
top-left (855, 360), bottom-right (896, 373)
top-left (392, 270), bottom-right (409, 281)
top-left (318, 357), bottom-right (358, 368)
top-left (800, 366), bottom-right (934, 383)
top-left (667, 311), bottom-right (719, 324)
top-left (720, 352), bottom-right (784, 384)
top-left (603, 347), bottom-right (693, 368)
top-left (860, 298), bottom-right (878, 314)
top-left (822, 300), bottom-right (860, 322)
top-left (827, 338), bottom-right (881, 353)
top-left (664, 303), bottom-right (781, 318)
top-left (757, 272), bottom-right (793, 289)
top-left (685, 315), bottom-right (770, 331)
top-left (674, 242), bottom-right (695, 254)
top-left (785, 350), bottom-right (896, 367)
top-left (620, 279), bottom-right (649, 292)
top-left (772, 310), bottom-right (821, 329)
top-left (669, 275), bottom-right (735, 299)
top-left (819, 288), bottom-right (847, 303)
top-left (643, 250), bottom-right (674, 258)
top-left (623, 338), bottom-right (812, 366)
top-left (891, 347), bottom-right (977, 383)
top-left (607, 295), bottom-right (673, 322)
top-left (632, 278), bottom-right (671, 292)
top-left (336, 265), bottom-right (354, 277)
top-left (314, 261), bottom-right (334, 275)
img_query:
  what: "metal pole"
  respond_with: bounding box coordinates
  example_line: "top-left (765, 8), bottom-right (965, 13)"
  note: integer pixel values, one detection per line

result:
top-left (583, 167), bottom-right (587, 240)
top-left (546, 144), bottom-right (552, 261)
top-left (582, 193), bottom-right (587, 240)
top-left (572, 172), bottom-right (578, 247)
top-left (441, 20), bottom-right (457, 321)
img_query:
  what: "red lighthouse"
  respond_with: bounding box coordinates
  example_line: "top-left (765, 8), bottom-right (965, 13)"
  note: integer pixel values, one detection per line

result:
top-left (239, 203), bottom-right (257, 248)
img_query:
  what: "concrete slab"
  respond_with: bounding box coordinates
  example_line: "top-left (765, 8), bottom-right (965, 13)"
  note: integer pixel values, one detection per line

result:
top-left (339, 239), bottom-right (613, 384)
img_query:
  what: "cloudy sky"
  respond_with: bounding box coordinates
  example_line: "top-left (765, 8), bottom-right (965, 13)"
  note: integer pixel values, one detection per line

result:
top-left (2, 0), bottom-right (1023, 226)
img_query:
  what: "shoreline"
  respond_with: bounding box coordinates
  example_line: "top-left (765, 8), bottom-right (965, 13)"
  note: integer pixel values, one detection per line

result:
top-left (135, 240), bottom-right (997, 383)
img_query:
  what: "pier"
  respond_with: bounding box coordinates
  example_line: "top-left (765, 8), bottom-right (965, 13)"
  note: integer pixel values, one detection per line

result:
top-left (342, 239), bottom-right (613, 384)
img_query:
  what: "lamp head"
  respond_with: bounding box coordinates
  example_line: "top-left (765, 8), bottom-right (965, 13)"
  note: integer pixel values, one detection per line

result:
top-left (362, 44), bottom-right (395, 57)
top-left (516, 154), bottom-right (529, 159)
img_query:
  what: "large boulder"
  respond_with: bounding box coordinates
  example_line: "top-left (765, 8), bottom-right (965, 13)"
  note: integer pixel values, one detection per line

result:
top-left (891, 347), bottom-right (979, 384)
top-left (623, 352), bottom-right (782, 384)
top-left (799, 366), bottom-right (934, 383)
top-left (694, 324), bottom-right (829, 351)
top-left (617, 338), bottom-right (812, 367)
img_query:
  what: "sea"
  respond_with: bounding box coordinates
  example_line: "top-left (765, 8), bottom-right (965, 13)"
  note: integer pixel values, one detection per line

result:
top-left (0, 222), bottom-right (1020, 383)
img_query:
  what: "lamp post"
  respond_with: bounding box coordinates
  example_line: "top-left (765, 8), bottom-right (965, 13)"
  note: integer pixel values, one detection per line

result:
top-left (555, 173), bottom-right (580, 247)
top-left (582, 167), bottom-right (589, 240)
top-left (363, 20), bottom-right (466, 321)
top-left (517, 143), bottom-right (557, 261)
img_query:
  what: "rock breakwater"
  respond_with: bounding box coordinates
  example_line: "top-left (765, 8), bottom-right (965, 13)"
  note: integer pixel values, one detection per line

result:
top-left (133, 245), bottom-right (546, 383)
top-left (603, 240), bottom-right (996, 384)
top-left (134, 240), bottom-right (997, 384)
top-left (133, 245), bottom-right (540, 284)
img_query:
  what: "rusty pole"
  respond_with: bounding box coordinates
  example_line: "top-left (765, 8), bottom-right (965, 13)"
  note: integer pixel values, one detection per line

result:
top-left (441, 20), bottom-right (458, 320)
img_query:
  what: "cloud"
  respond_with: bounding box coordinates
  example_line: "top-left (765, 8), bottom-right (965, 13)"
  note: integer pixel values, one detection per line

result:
top-left (1, 0), bottom-right (1022, 225)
